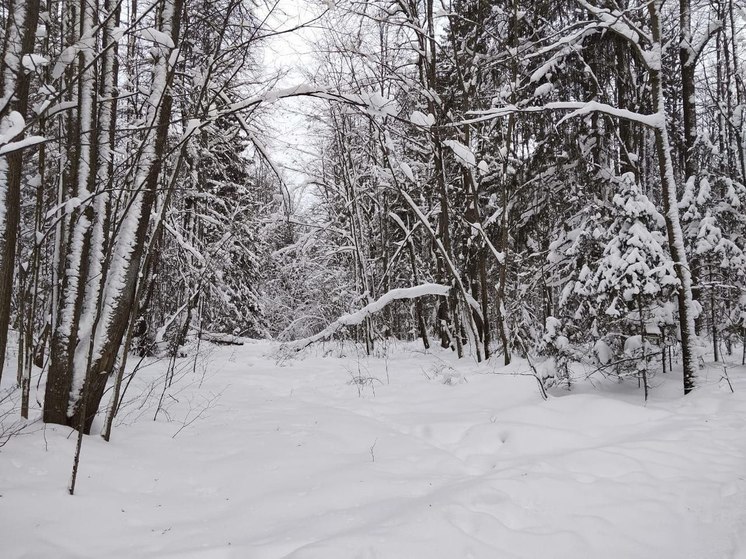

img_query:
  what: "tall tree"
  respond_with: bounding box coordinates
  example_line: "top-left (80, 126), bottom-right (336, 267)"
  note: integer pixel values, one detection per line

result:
top-left (0, 0), bottom-right (42, 383)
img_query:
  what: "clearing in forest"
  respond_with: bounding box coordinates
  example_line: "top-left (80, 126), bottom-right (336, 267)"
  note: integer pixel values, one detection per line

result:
top-left (1, 340), bottom-right (746, 558)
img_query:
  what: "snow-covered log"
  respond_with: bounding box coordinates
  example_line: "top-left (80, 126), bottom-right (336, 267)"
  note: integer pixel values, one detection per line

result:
top-left (199, 332), bottom-right (244, 346)
top-left (287, 283), bottom-right (451, 350)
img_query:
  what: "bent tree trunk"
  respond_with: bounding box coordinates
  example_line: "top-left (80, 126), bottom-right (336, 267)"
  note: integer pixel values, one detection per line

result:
top-left (288, 283), bottom-right (452, 351)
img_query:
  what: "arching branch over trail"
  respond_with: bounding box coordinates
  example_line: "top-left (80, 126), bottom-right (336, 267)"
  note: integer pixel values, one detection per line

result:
top-left (287, 283), bottom-right (452, 351)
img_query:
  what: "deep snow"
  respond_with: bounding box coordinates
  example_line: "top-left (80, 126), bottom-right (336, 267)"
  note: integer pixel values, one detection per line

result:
top-left (1, 340), bottom-right (746, 558)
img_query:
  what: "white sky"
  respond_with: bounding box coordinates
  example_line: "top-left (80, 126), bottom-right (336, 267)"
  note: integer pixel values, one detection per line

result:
top-left (255, 1), bottom-right (328, 204)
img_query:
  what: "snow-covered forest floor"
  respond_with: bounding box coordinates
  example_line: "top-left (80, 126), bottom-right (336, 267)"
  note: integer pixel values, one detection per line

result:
top-left (2, 340), bottom-right (746, 558)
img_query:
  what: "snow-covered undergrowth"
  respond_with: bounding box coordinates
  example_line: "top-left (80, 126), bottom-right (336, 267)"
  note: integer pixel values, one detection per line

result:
top-left (2, 340), bottom-right (746, 558)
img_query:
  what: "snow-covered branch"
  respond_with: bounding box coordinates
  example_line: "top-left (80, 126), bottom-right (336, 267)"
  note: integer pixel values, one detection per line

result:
top-left (459, 101), bottom-right (662, 129)
top-left (286, 283), bottom-right (452, 351)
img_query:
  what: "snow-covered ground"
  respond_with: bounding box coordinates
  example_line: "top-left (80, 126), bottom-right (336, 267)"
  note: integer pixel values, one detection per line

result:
top-left (2, 340), bottom-right (746, 558)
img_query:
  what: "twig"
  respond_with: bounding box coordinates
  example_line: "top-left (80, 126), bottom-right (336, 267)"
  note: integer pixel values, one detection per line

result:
top-left (171, 391), bottom-right (223, 439)
top-left (514, 337), bottom-right (548, 401)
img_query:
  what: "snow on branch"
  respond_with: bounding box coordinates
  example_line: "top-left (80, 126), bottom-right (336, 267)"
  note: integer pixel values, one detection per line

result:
top-left (574, 0), bottom-right (652, 49)
top-left (550, 101), bottom-right (663, 129)
top-left (460, 101), bottom-right (662, 129)
top-left (163, 220), bottom-right (206, 266)
top-left (217, 84), bottom-right (369, 118)
top-left (0, 135), bottom-right (45, 156)
top-left (688, 20), bottom-right (723, 66)
top-left (286, 283), bottom-right (452, 351)
top-left (0, 111), bottom-right (45, 155)
top-left (167, 85), bottom-right (382, 160)
top-left (443, 139), bottom-right (476, 167)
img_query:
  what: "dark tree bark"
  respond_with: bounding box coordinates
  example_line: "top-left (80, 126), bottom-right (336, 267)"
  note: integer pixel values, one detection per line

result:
top-left (0, 0), bottom-right (42, 385)
top-left (43, 0), bottom-right (185, 433)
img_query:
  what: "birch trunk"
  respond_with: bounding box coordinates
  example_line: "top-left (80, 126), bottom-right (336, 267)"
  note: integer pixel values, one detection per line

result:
top-left (648, 0), bottom-right (698, 393)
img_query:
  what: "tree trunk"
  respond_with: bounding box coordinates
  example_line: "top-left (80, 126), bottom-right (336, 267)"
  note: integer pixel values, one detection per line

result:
top-left (407, 236), bottom-right (430, 349)
top-left (648, 0), bottom-right (698, 394)
top-left (679, 0), bottom-right (698, 182)
top-left (44, 0), bottom-right (184, 433)
top-left (0, 0), bottom-right (42, 384)
top-left (45, 0), bottom-right (99, 426)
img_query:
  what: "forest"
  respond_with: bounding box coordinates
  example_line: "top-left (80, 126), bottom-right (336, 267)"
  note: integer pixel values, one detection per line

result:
top-left (3, 0), bottom-right (744, 427)
top-left (1, 0), bottom-right (746, 556)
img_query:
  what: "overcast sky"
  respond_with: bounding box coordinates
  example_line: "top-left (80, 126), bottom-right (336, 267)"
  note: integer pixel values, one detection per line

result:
top-left (256, 1), bottom-right (328, 204)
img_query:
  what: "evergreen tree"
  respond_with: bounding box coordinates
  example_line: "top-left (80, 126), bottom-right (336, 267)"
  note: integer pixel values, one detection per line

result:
top-left (583, 173), bottom-right (680, 388)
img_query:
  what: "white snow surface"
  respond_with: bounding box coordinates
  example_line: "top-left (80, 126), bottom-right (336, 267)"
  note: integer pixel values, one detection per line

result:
top-left (2, 340), bottom-right (746, 558)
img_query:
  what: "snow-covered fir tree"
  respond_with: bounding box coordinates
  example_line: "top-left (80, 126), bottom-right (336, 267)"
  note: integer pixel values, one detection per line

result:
top-left (582, 173), bottom-right (681, 386)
